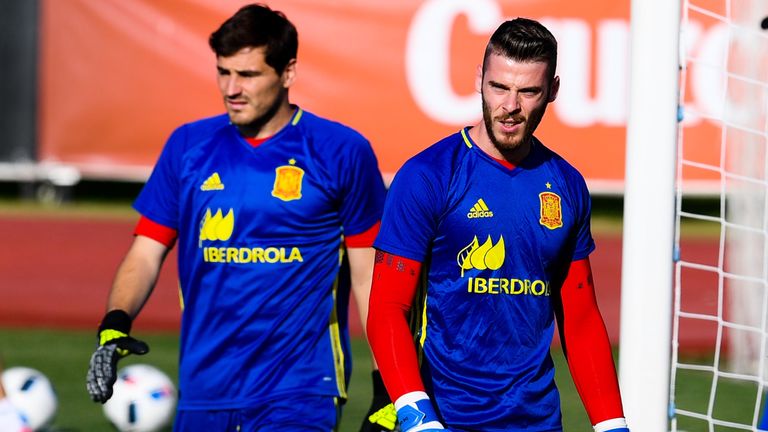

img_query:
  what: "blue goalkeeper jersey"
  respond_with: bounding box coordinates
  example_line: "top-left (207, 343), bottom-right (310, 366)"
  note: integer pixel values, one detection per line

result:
top-left (134, 108), bottom-right (386, 410)
top-left (374, 128), bottom-right (595, 431)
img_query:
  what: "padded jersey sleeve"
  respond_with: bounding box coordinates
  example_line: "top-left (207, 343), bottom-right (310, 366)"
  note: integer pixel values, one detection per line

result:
top-left (559, 258), bottom-right (625, 425)
top-left (367, 251), bottom-right (427, 400)
top-left (133, 125), bottom-right (187, 230)
top-left (374, 157), bottom-right (445, 261)
top-left (337, 136), bottom-right (386, 236)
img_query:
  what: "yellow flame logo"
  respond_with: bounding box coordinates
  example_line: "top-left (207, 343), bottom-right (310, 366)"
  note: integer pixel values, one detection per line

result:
top-left (456, 235), bottom-right (505, 277)
top-left (199, 208), bottom-right (234, 245)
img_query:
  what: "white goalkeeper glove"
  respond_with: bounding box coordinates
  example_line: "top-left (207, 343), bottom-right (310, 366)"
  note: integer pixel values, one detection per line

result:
top-left (594, 417), bottom-right (629, 432)
top-left (394, 391), bottom-right (445, 432)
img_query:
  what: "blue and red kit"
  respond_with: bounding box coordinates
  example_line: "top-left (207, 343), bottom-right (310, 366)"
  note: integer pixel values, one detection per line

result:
top-left (373, 128), bottom-right (595, 431)
top-left (133, 107), bottom-right (386, 410)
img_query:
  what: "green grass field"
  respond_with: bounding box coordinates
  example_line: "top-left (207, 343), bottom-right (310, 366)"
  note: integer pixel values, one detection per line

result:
top-left (1, 196), bottom-right (746, 430)
top-left (1, 327), bottom-right (597, 431)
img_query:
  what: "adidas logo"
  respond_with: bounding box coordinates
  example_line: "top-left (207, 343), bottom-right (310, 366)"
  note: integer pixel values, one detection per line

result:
top-left (201, 172), bottom-right (225, 191)
top-left (467, 198), bottom-right (494, 219)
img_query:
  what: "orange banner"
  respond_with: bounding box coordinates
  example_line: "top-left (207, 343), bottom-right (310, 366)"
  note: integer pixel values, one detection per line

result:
top-left (39, 0), bottom-right (723, 192)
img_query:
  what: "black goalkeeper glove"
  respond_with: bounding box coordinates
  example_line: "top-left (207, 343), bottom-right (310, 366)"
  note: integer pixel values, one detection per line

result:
top-left (86, 310), bottom-right (149, 403)
top-left (359, 370), bottom-right (398, 432)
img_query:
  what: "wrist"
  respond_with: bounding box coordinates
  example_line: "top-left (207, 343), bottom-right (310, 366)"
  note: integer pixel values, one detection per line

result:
top-left (98, 310), bottom-right (132, 345)
top-left (99, 309), bottom-right (132, 334)
top-left (394, 391), bottom-right (444, 431)
top-left (594, 417), bottom-right (628, 432)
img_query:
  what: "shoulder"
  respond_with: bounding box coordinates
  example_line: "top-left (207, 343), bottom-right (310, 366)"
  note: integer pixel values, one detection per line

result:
top-left (166, 114), bottom-right (232, 151)
top-left (396, 130), bottom-right (469, 180)
top-left (293, 109), bottom-right (369, 148)
top-left (176, 113), bottom-right (230, 136)
top-left (532, 138), bottom-right (591, 205)
top-left (534, 138), bottom-right (587, 183)
top-left (387, 130), bottom-right (468, 202)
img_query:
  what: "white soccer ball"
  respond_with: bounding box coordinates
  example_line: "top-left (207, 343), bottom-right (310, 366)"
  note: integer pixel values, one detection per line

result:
top-left (103, 364), bottom-right (177, 432)
top-left (1, 366), bottom-right (58, 431)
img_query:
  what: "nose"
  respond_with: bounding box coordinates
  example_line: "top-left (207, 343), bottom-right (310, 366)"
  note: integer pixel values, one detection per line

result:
top-left (502, 93), bottom-right (521, 113)
top-left (223, 75), bottom-right (241, 98)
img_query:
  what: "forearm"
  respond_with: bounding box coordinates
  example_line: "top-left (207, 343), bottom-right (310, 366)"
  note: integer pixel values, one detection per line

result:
top-left (106, 235), bottom-right (169, 317)
top-left (563, 306), bottom-right (623, 424)
top-left (559, 258), bottom-right (624, 426)
top-left (368, 303), bottom-right (425, 399)
top-left (367, 251), bottom-right (426, 400)
top-left (348, 246), bottom-right (379, 368)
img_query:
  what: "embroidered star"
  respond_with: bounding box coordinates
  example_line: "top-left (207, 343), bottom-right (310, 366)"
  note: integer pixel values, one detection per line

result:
top-left (545, 182), bottom-right (552, 189)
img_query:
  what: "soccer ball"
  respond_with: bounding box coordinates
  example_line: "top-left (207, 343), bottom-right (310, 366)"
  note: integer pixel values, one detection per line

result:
top-left (1, 366), bottom-right (58, 430)
top-left (103, 364), bottom-right (177, 432)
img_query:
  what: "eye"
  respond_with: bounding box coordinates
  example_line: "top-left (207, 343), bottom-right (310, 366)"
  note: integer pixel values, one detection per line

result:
top-left (488, 83), bottom-right (508, 94)
top-left (519, 88), bottom-right (542, 97)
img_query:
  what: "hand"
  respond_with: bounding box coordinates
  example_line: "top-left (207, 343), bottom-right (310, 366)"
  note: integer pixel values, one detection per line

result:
top-left (395, 391), bottom-right (445, 432)
top-left (360, 370), bottom-right (398, 431)
top-left (86, 310), bottom-right (149, 403)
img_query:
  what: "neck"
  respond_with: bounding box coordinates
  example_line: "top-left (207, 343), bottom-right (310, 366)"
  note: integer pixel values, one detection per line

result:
top-left (236, 101), bottom-right (295, 139)
top-left (468, 123), bottom-right (532, 166)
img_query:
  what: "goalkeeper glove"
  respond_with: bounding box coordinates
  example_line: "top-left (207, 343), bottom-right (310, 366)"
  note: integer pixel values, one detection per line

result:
top-left (395, 391), bottom-right (445, 432)
top-left (360, 370), bottom-right (398, 431)
top-left (86, 310), bottom-right (149, 403)
top-left (594, 418), bottom-right (629, 432)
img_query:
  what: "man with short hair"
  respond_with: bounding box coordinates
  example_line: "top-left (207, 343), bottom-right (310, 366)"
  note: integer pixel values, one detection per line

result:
top-left (86, 4), bottom-right (390, 431)
top-left (368, 18), bottom-right (629, 432)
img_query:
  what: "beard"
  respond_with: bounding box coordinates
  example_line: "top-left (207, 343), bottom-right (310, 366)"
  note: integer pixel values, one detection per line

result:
top-left (227, 86), bottom-right (287, 136)
top-left (482, 98), bottom-right (524, 152)
top-left (481, 95), bottom-right (548, 155)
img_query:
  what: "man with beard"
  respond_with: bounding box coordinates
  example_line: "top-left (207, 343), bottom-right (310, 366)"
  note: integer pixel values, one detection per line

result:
top-left (85, 4), bottom-right (390, 431)
top-left (367, 18), bottom-right (628, 432)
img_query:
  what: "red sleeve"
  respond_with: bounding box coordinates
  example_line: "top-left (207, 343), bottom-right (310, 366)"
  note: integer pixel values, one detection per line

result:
top-left (367, 250), bottom-right (426, 401)
top-left (559, 257), bottom-right (625, 425)
top-left (134, 216), bottom-right (178, 248)
top-left (344, 221), bottom-right (380, 248)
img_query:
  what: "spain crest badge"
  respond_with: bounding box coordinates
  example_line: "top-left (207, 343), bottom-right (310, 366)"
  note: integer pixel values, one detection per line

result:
top-left (272, 159), bottom-right (304, 201)
top-left (539, 191), bottom-right (563, 229)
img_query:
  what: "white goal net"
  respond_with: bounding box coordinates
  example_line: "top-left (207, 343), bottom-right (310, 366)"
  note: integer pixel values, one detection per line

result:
top-left (669, 0), bottom-right (768, 430)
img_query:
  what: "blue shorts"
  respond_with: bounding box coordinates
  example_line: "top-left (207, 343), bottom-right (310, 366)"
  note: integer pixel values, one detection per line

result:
top-left (172, 395), bottom-right (341, 432)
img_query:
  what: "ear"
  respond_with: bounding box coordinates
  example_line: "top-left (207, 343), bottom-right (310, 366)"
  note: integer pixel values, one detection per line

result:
top-left (548, 75), bottom-right (560, 103)
top-left (281, 58), bottom-right (297, 88)
top-left (475, 64), bottom-right (483, 93)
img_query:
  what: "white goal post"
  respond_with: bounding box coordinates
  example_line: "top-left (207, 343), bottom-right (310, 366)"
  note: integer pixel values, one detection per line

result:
top-left (619, 0), bottom-right (680, 431)
top-left (621, 0), bottom-right (768, 430)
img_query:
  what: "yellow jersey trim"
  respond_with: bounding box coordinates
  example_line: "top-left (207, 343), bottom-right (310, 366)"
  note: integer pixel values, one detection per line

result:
top-left (419, 292), bottom-right (429, 347)
top-left (291, 107), bottom-right (304, 126)
top-left (328, 246), bottom-right (348, 398)
top-left (460, 128), bottom-right (473, 148)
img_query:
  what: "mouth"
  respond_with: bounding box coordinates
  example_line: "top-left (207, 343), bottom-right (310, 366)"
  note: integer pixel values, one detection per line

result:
top-left (226, 99), bottom-right (247, 110)
top-left (497, 117), bottom-right (523, 134)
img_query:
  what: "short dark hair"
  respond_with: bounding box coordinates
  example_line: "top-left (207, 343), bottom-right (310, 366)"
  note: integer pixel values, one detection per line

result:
top-left (209, 3), bottom-right (298, 73)
top-left (483, 18), bottom-right (558, 82)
